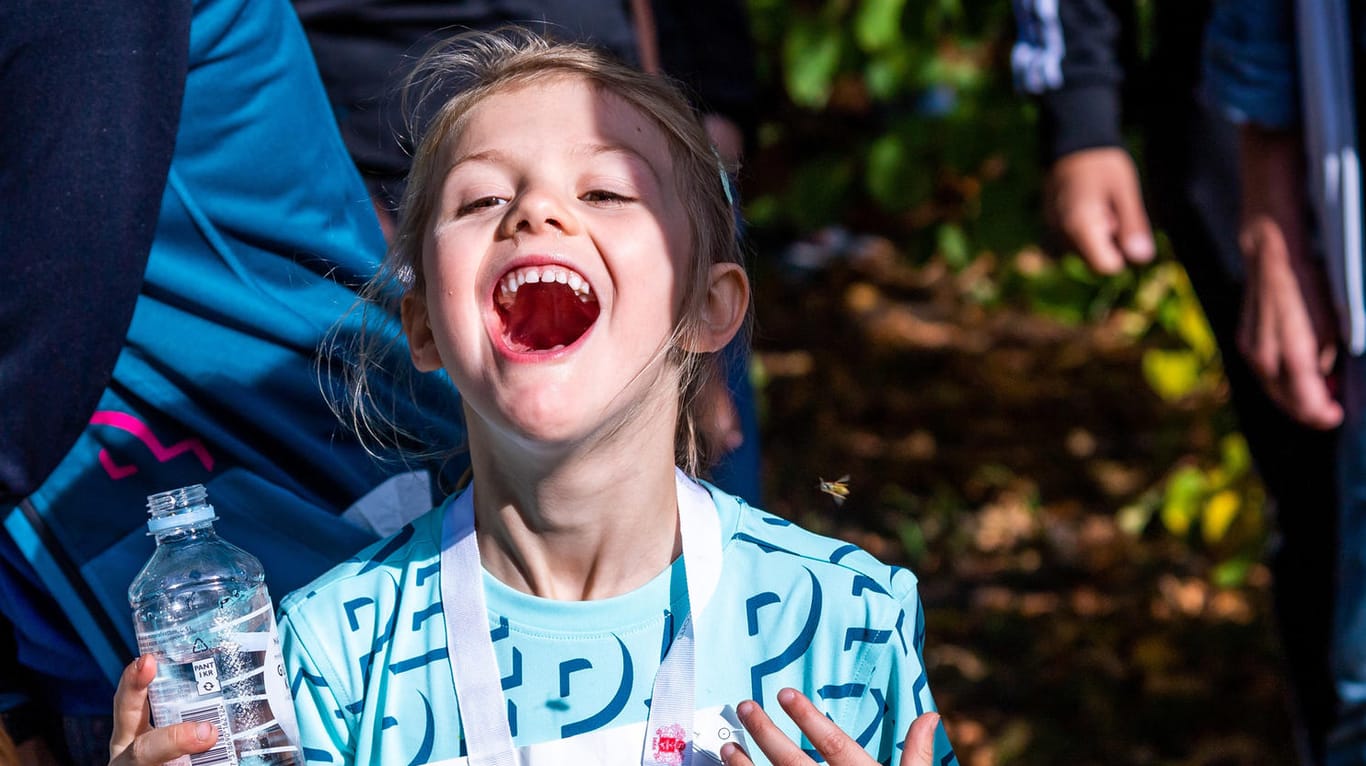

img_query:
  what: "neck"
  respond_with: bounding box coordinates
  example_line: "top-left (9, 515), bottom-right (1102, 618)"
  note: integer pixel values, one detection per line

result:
top-left (467, 433), bottom-right (682, 601)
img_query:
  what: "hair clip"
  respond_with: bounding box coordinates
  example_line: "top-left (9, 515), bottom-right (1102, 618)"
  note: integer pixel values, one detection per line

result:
top-left (713, 150), bottom-right (736, 208)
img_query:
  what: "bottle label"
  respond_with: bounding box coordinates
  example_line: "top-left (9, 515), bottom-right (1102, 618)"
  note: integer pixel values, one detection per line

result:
top-left (139, 592), bottom-right (301, 764)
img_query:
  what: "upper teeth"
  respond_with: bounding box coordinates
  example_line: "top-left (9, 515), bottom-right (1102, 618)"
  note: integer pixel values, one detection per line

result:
top-left (499, 265), bottom-right (593, 300)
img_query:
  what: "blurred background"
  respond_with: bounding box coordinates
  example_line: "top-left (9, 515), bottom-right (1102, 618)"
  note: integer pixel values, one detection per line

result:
top-left (736, 1), bottom-right (1292, 763)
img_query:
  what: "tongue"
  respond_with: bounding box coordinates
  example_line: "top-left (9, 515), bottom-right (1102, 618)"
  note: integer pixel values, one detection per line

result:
top-left (504, 282), bottom-right (598, 352)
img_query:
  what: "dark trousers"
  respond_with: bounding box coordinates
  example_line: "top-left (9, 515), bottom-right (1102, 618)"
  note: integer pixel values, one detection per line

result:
top-left (1145, 68), bottom-right (1339, 765)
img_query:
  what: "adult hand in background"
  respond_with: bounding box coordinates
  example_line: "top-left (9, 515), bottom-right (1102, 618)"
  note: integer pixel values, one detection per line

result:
top-left (700, 372), bottom-right (744, 455)
top-left (698, 112), bottom-right (747, 459)
top-left (1237, 127), bottom-right (1343, 430)
top-left (704, 114), bottom-right (745, 175)
top-left (721, 688), bottom-right (942, 766)
top-left (1046, 146), bottom-right (1156, 275)
top-left (108, 655), bottom-right (218, 766)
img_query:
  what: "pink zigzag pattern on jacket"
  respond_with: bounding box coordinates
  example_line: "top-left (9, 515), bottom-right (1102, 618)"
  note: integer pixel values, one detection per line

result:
top-left (90, 410), bottom-right (215, 480)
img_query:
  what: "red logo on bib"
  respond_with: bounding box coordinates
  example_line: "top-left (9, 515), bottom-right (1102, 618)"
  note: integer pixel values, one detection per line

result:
top-left (651, 724), bottom-right (687, 764)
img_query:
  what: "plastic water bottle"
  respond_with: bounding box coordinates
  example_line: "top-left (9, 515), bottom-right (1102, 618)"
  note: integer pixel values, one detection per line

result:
top-left (129, 485), bottom-right (303, 766)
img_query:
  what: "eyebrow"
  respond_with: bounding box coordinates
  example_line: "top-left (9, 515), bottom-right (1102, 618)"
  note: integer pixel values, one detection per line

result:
top-left (577, 143), bottom-right (664, 185)
top-left (445, 143), bottom-right (664, 186)
top-left (445, 148), bottom-right (511, 174)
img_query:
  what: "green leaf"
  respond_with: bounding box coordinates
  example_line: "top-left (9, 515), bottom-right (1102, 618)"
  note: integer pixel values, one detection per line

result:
top-left (1060, 253), bottom-right (1100, 285)
top-left (781, 155), bottom-right (856, 231)
top-left (1220, 433), bottom-right (1253, 480)
top-left (865, 133), bottom-right (912, 210)
top-left (1211, 557), bottom-right (1254, 588)
top-left (783, 20), bottom-right (844, 108)
top-left (854, 0), bottom-right (907, 53)
top-left (896, 519), bottom-right (927, 564)
top-left (864, 47), bottom-right (914, 101)
top-left (743, 194), bottom-right (780, 228)
top-left (936, 223), bottom-right (971, 269)
top-left (1161, 465), bottom-right (1207, 537)
top-left (1023, 269), bottom-right (1091, 325)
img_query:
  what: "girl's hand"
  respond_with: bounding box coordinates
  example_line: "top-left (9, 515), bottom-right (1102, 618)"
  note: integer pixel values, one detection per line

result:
top-left (109, 655), bottom-right (219, 765)
top-left (721, 688), bottom-right (940, 766)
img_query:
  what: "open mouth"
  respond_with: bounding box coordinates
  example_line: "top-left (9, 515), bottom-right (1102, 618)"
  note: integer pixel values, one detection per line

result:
top-left (495, 264), bottom-right (600, 353)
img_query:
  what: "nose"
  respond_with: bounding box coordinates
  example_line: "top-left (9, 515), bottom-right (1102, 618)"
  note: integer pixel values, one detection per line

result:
top-left (501, 186), bottom-right (580, 238)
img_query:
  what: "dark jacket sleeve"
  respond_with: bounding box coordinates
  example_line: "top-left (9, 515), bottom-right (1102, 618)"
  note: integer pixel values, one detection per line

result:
top-left (0, 1), bottom-right (191, 505)
top-left (1011, 0), bottom-right (1135, 163)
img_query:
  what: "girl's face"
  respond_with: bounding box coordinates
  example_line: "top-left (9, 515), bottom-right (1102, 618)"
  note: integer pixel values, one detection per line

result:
top-left (403, 75), bottom-right (694, 453)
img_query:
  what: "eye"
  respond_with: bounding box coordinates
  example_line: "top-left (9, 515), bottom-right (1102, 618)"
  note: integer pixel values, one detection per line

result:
top-left (457, 196), bottom-right (507, 215)
top-left (580, 189), bottom-right (634, 206)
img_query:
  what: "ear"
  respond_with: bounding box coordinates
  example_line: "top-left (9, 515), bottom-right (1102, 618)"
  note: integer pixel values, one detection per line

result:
top-left (683, 262), bottom-right (749, 353)
top-left (400, 292), bottom-right (444, 372)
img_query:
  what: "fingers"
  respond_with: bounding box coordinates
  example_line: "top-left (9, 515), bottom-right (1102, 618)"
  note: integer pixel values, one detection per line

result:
top-left (109, 655), bottom-right (220, 766)
top-left (110, 655), bottom-right (157, 760)
top-left (1048, 147), bottom-right (1153, 275)
top-left (1281, 344), bottom-right (1344, 428)
top-left (1237, 218), bottom-right (1286, 369)
top-left (1259, 318), bottom-right (1343, 429)
top-left (1237, 218), bottom-right (1344, 429)
top-left (118, 721), bottom-right (218, 766)
top-left (899, 713), bottom-right (941, 766)
top-left (720, 740), bottom-right (757, 766)
top-left (1061, 202), bottom-right (1127, 275)
top-left (729, 697), bottom-right (811, 766)
top-left (724, 692), bottom-right (943, 766)
top-left (774, 688), bottom-right (864, 762)
top-left (1110, 172), bottom-right (1155, 265)
top-left (1272, 278), bottom-right (1340, 427)
top-left (730, 689), bottom-right (877, 765)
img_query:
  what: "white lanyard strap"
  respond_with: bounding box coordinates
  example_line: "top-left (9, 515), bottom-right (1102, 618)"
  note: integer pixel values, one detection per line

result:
top-left (442, 489), bottom-right (517, 766)
top-left (640, 470), bottom-right (720, 766)
top-left (441, 470), bottom-right (723, 766)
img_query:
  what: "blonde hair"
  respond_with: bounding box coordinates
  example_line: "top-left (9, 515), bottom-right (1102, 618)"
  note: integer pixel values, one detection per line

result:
top-left (334, 28), bottom-right (750, 476)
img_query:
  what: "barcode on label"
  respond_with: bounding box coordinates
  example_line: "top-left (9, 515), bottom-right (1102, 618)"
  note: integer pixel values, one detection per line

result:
top-left (180, 702), bottom-right (236, 766)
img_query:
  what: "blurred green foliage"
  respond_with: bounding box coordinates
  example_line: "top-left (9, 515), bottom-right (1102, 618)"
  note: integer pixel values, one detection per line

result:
top-left (744, 0), bottom-right (1265, 580)
top-left (746, 0), bottom-right (1034, 260)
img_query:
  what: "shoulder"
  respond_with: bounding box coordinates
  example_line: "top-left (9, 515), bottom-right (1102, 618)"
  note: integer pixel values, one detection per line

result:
top-left (710, 485), bottom-right (921, 609)
top-left (280, 499), bottom-right (445, 622)
top-left (280, 498), bottom-right (454, 737)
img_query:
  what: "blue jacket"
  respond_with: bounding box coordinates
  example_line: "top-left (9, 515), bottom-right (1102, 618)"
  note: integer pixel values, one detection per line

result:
top-left (0, 0), bottom-right (464, 714)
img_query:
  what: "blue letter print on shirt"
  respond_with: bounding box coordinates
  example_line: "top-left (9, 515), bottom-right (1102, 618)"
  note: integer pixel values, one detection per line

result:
top-left (347, 578), bottom-right (400, 687)
top-left (748, 568), bottom-right (822, 701)
top-left (405, 691), bottom-right (435, 766)
top-left (561, 636), bottom-right (633, 738)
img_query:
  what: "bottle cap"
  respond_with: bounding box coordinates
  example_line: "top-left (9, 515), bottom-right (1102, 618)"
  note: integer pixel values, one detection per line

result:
top-left (146, 484), bottom-right (218, 535)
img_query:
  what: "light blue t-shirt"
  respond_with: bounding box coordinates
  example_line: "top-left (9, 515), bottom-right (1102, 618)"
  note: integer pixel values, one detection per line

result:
top-left (279, 482), bottom-right (957, 765)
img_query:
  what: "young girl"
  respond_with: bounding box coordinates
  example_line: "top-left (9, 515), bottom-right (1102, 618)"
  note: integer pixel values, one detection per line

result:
top-left (109, 29), bottom-right (956, 766)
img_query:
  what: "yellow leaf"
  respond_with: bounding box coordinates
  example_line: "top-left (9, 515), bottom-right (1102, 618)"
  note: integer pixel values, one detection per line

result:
top-left (1177, 300), bottom-right (1217, 361)
top-left (1142, 349), bottom-right (1202, 402)
top-left (1202, 489), bottom-right (1241, 544)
